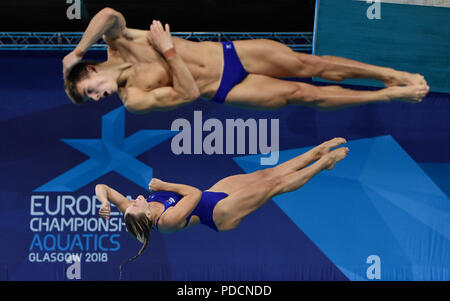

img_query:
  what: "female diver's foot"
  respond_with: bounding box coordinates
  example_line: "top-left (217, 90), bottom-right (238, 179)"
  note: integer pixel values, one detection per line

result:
top-left (314, 137), bottom-right (347, 159)
top-left (323, 147), bottom-right (349, 170)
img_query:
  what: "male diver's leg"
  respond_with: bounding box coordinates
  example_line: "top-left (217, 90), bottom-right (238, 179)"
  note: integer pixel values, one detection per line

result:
top-left (296, 53), bottom-right (428, 87)
top-left (233, 39), bottom-right (427, 87)
top-left (225, 74), bottom-right (429, 110)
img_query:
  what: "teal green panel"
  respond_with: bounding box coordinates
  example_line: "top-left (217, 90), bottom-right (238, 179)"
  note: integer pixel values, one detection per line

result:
top-left (314, 0), bottom-right (450, 93)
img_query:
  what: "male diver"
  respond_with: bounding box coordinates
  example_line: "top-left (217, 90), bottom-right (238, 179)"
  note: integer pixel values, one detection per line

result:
top-left (63, 8), bottom-right (429, 113)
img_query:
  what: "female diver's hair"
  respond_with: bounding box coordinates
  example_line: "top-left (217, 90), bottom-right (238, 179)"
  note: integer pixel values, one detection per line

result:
top-left (120, 211), bottom-right (153, 280)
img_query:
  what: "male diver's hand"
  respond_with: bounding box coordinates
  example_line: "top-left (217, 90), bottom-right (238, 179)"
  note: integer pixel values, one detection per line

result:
top-left (99, 202), bottom-right (111, 220)
top-left (147, 20), bottom-right (174, 57)
top-left (62, 50), bottom-right (83, 79)
top-left (148, 178), bottom-right (165, 191)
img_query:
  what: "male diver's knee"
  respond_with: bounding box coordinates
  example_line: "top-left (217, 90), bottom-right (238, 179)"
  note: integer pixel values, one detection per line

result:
top-left (289, 84), bottom-right (321, 105)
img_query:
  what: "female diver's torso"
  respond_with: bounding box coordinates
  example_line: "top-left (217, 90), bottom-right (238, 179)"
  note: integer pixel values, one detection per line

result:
top-left (147, 190), bottom-right (228, 232)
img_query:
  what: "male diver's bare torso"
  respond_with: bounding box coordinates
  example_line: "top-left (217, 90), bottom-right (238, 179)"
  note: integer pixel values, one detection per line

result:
top-left (105, 28), bottom-right (224, 103)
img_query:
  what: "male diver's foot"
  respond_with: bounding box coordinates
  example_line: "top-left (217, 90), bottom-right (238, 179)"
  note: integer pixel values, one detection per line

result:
top-left (314, 138), bottom-right (347, 159)
top-left (323, 147), bottom-right (349, 170)
top-left (384, 70), bottom-right (428, 88)
top-left (384, 84), bottom-right (429, 103)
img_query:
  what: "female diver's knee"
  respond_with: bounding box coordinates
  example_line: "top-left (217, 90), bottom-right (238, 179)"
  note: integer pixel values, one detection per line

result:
top-left (216, 219), bottom-right (240, 232)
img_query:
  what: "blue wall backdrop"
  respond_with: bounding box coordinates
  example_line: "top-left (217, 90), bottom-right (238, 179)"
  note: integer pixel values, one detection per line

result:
top-left (0, 48), bottom-right (449, 281)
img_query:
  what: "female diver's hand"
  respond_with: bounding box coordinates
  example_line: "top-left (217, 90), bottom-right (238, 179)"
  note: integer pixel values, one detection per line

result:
top-left (148, 178), bottom-right (165, 191)
top-left (99, 202), bottom-right (111, 220)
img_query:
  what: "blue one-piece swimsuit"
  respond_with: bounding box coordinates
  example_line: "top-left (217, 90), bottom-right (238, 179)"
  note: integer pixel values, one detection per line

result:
top-left (210, 41), bottom-right (249, 104)
top-left (147, 190), bottom-right (228, 232)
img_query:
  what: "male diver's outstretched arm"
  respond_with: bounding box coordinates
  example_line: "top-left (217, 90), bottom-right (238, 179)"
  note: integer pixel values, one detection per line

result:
top-left (63, 7), bottom-right (126, 77)
top-left (149, 178), bottom-right (202, 229)
top-left (76, 7), bottom-right (126, 53)
top-left (95, 184), bottom-right (131, 219)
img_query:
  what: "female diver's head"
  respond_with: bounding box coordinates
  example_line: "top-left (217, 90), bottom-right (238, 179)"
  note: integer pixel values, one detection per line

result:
top-left (120, 195), bottom-right (153, 279)
top-left (125, 195), bottom-right (150, 221)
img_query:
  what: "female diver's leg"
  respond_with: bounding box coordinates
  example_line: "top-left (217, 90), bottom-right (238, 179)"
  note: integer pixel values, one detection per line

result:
top-left (213, 147), bottom-right (349, 231)
top-left (208, 137), bottom-right (346, 194)
top-left (275, 147), bottom-right (348, 195)
top-left (272, 137), bottom-right (346, 175)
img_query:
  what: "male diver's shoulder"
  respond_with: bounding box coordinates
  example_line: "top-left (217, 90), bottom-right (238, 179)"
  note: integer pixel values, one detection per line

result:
top-left (118, 87), bottom-right (136, 108)
top-left (122, 28), bottom-right (149, 42)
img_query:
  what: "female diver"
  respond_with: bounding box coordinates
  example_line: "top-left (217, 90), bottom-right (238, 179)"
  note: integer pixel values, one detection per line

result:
top-left (95, 137), bottom-right (349, 275)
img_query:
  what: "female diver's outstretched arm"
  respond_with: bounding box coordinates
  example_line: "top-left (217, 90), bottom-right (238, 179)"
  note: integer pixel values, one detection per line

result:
top-left (95, 184), bottom-right (131, 219)
top-left (149, 178), bottom-right (202, 229)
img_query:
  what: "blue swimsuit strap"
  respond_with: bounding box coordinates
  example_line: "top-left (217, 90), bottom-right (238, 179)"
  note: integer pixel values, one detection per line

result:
top-left (153, 203), bottom-right (194, 231)
top-left (154, 208), bottom-right (167, 231)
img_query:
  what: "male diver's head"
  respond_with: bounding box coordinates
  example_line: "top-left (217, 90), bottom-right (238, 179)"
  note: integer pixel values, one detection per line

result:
top-left (64, 60), bottom-right (118, 105)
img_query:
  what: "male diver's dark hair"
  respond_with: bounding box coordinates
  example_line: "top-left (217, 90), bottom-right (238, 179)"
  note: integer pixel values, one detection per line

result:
top-left (120, 211), bottom-right (153, 280)
top-left (64, 60), bottom-right (100, 105)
